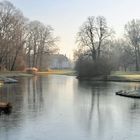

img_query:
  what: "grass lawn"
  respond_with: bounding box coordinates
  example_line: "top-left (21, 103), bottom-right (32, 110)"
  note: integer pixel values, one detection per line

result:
top-left (0, 70), bottom-right (76, 78)
top-left (0, 71), bottom-right (33, 77)
top-left (109, 71), bottom-right (140, 82)
top-left (1, 70), bottom-right (140, 82)
top-left (37, 69), bottom-right (76, 76)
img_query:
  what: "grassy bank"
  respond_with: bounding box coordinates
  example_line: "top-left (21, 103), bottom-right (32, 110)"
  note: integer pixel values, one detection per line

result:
top-left (108, 71), bottom-right (140, 82)
top-left (77, 71), bottom-right (140, 82)
top-left (1, 70), bottom-right (140, 82)
top-left (38, 70), bottom-right (140, 82)
top-left (0, 71), bottom-right (33, 77)
top-left (37, 69), bottom-right (76, 76)
top-left (0, 71), bottom-right (33, 84)
top-left (0, 70), bottom-right (76, 78)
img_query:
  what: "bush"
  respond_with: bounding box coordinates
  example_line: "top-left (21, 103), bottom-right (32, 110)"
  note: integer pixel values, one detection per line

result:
top-left (75, 57), bottom-right (113, 78)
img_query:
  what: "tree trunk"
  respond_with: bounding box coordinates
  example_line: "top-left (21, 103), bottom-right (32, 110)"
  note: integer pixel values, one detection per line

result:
top-left (135, 49), bottom-right (139, 71)
top-left (10, 49), bottom-right (19, 71)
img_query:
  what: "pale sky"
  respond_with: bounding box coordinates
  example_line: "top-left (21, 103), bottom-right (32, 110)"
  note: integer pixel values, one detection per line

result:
top-left (5, 0), bottom-right (140, 59)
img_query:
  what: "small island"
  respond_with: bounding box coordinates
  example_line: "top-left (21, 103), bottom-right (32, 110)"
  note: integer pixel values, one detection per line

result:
top-left (116, 90), bottom-right (140, 98)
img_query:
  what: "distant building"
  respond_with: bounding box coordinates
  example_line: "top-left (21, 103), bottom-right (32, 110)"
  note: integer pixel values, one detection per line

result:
top-left (42, 54), bottom-right (72, 70)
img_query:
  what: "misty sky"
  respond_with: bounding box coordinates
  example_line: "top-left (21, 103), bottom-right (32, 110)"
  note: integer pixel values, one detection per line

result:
top-left (6, 0), bottom-right (140, 58)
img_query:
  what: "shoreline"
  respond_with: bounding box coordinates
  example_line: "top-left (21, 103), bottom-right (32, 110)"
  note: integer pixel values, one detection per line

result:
top-left (0, 71), bottom-right (33, 77)
top-left (0, 71), bottom-right (33, 84)
top-left (116, 90), bottom-right (140, 98)
top-left (36, 70), bottom-right (76, 76)
top-left (77, 75), bottom-right (140, 82)
top-left (1, 71), bottom-right (140, 83)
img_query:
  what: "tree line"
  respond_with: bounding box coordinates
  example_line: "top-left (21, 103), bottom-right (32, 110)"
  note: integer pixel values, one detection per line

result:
top-left (1, 1), bottom-right (139, 74)
top-left (0, 1), bottom-right (58, 71)
top-left (74, 16), bottom-right (140, 77)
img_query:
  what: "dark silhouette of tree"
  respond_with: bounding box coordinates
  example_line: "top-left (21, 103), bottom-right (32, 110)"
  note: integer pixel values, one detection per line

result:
top-left (76, 16), bottom-right (113, 61)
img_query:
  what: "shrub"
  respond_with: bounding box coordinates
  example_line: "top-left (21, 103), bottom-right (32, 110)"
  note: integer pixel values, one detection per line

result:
top-left (75, 57), bottom-right (113, 78)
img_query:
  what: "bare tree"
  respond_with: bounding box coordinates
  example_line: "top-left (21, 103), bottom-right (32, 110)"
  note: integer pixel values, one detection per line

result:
top-left (109, 39), bottom-right (134, 71)
top-left (0, 1), bottom-right (59, 71)
top-left (125, 19), bottom-right (140, 71)
top-left (0, 1), bottom-right (27, 70)
top-left (26, 20), bottom-right (58, 69)
top-left (76, 16), bottom-right (113, 60)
